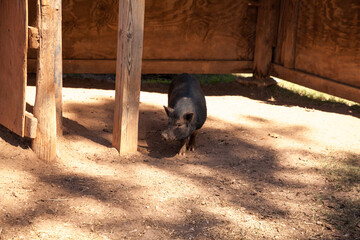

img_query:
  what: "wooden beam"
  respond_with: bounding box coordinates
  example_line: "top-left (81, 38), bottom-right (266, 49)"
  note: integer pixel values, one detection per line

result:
top-left (32, 0), bottom-right (57, 161)
top-left (274, 0), bottom-right (300, 68)
top-left (54, 0), bottom-right (63, 137)
top-left (28, 59), bottom-right (253, 74)
top-left (271, 64), bottom-right (360, 104)
top-left (142, 60), bottom-right (253, 74)
top-left (112, 0), bottom-right (145, 154)
top-left (253, 0), bottom-right (280, 80)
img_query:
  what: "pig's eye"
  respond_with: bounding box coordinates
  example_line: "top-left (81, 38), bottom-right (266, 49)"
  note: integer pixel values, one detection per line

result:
top-left (176, 123), bottom-right (182, 128)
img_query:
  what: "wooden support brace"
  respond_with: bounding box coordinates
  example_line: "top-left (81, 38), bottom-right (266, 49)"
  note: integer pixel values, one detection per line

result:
top-left (253, 0), bottom-right (280, 82)
top-left (28, 26), bottom-right (40, 49)
top-left (112, 0), bottom-right (145, 154)
top-left (25, 112), bottom-right (38, 139)
top-left (32, 0), bottom-right (57, 161)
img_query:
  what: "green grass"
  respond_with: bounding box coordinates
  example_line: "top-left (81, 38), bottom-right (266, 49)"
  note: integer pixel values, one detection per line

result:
top-left (142, 78), bottom-right (172, 84)
top-left (141, 74), bottom-right (360, 110)
top-left (141, 74), bottom-right (237, 84)
top-left (193, 74), bottom-right (237, 84)
top-left (273, 77), bottom-right (359, 107)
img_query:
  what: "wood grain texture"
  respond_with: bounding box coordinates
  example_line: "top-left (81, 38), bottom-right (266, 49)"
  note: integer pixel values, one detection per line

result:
top-left (253, 0), bottom-right (280, 80)
top-left (274, 0), bottom-right (299, 68)
top-left (32, 0), bottom-right (57, 161)
top-left (28, 59), bottom-right (253, 74)
top-left (112, 0), bottom-right (145, 154)
top-left (55, 0), bottom-right (63, 136)
top-left (142, 60), bottom-right (253, 74)
top-left (143, 0), bottom-right (256, 61)
top-left (295, 0), bottom-right (360, 88)
top-left (0, 0), bottom-right (28, 137)
top-left (271, 64), bottom-right (360, 104)
top-left (61, 0), bottom-right (119, 59)
top-left (28, 0), bottom-right (257, 73)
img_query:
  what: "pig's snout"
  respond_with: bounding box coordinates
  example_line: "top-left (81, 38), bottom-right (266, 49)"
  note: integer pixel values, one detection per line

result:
top-left (161, 129), bottom-right (175, 142)
top-left (161, 131), bottom-right (169, 141)
top-left (161, 130), bottom-right (170, 141)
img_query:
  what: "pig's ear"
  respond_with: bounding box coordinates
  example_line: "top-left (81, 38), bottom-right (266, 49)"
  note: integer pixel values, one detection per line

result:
top-left (184, 112), bottom-right (194, 122)
top-left (163, 106), bottom-right (174, 116)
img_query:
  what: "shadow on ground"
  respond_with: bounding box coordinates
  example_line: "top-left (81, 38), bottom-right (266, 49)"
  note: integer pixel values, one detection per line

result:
top-left (0, 76), bottom-right (358, 239)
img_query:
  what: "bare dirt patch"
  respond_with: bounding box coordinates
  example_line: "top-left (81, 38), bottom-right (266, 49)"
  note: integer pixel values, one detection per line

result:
top-left (0, 77), bottom-right (359, 239)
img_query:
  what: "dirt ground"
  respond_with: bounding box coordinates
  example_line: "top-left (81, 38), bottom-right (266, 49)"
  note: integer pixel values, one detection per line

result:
top-left (0, 77), bottom-right (359, 240)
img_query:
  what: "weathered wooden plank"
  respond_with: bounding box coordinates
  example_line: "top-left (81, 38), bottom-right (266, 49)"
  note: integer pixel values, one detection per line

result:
top-left (112, 0), bottom-right (145, 154)
top-left (28, 59), bottom-right (253, 74)
top-left (32, 0), bottom-right (57, 161)
top-left (54, 0), bottom-right (63, 136)
top-left (295, 0), bottom-right (360, 88)
top-left (28, 0), bottom-right (257, 69)
top-left (274, 0), bottom-right (299, 68)
top-left (29, 59), bottom-right (116, 74)
top-left (143, 0), bottom-right (256, 61)
top-left (0, 0), bottom-right (28, 137)
top-left (60, 0), bottom-right (118, 60)
top-left (253, 0), bottom-right (280, 80)
top-left (271, 64), bottom-right (360, 104)
top-left (142, 60), bottom-right (253, 74)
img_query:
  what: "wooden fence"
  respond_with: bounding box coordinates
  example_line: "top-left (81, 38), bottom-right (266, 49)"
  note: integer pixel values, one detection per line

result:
top-left (1, 0), bottom-right (359, 160)
top-left (27, 0), bottom-right (359, 103)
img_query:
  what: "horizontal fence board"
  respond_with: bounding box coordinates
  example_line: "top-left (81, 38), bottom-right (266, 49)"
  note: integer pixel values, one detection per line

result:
top-left (28, 0), bottom-right (257, 63)
top-left (28, 59), bottom-right (253, 74)
top-left (143, 0), bottom-right (257, 60)
top-left (271, 64), bottom-right (360, 104)
top-left (294, 0), bottom-right (360, 88)
top-left (142, 60), bottom-right (253, 74)
top-left (26, 0), bottom-right (359, 104)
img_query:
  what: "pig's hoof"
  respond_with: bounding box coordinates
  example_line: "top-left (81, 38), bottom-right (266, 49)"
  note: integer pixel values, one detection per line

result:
top-left (188, 146), bottom-right (195, 151)
top-left (178, 151), bottom-right (186, 156)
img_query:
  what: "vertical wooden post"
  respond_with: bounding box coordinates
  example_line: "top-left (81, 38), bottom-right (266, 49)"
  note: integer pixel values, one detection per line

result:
top-left (112, 0), bottom-right (145, 154)
top-left (55, 0), bottom-right (63, 136)
top-left (253, 0), bottom-right (280, 81)
top-left (0, 0), bottom-right (28, 137)
top-left (32, 0), bottom-right (57, 161)
top-left (274, 0), bottom-right (300, 68)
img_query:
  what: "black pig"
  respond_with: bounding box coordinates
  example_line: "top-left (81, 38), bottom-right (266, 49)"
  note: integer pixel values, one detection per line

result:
top-left (161, 74), bottom-right (207, 155)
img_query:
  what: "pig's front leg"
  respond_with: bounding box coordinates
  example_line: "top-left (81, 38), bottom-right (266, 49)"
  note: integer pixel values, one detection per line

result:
top-left (188, 130), bottom-right (198, 152)
top-left (178, 138), bottom-right (188, 156)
